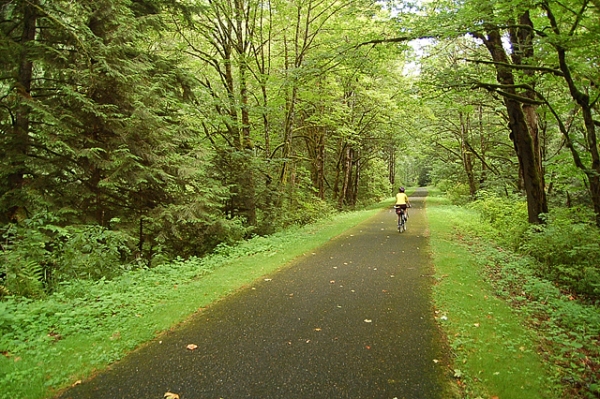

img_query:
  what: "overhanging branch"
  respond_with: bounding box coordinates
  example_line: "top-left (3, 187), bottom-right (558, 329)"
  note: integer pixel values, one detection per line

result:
top-left (356, 35), bottom-right (437, 48)
top-left (472, 82), bottom-right (545, 105)
top-left (465, 59), bottom-right (564, 76)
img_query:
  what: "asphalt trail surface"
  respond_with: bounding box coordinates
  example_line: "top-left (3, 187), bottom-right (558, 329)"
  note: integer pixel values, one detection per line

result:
top-left (59, 188), bottom-right (447, 399)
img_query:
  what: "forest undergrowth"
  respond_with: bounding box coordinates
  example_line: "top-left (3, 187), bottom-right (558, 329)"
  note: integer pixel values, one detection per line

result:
top-left (428, 189), bottom-right (600, 399)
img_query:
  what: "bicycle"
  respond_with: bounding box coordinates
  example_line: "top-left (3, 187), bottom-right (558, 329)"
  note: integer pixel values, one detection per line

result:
top-left (394, 205), bottom-right (407, 233)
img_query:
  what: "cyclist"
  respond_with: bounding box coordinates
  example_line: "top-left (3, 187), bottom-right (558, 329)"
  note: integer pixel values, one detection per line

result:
top-left (394, 187), bottom-right (410, 224)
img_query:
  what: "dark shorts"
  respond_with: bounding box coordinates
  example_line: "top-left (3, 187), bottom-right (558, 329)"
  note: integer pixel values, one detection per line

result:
top-left (395, 204), bottom-right (407, 214)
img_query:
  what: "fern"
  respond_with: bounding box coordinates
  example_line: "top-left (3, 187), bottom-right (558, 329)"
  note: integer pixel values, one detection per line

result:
top-left (2, 260), bottom-right (45, 298)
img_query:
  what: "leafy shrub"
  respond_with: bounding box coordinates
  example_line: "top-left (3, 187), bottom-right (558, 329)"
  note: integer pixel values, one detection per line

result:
top-left (521, 207), bottom-right (600, 299)
top-left (0, 213), bottom-right (57, 298)
top-left (469, 190), bottom-right (529, 249)
top-left (52, 225), bottom-right (134, 282)
top-left (0, 259), bottom-right (45, 299)
top-left (436, 181), bottom-right (472, 205)
top-left (1, 213), bottom-right (135, 297)
top-left (469, 194), bottom-right (600, 299)
top-left (146, 205), bottom-right (248, 260)
top-left (278, 195), bottom-right (334, 227)
top-left (256, 169), bottom-right (335, 232)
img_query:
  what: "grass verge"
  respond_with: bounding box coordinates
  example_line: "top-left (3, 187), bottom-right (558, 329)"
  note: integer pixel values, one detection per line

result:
top-left (425, 191), bottom-right (560, 399)
top-left (0, 205), bottom-right (383, 399)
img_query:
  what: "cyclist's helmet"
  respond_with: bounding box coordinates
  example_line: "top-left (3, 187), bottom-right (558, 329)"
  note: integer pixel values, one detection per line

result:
top-left (399, 187), bottom-right (405, 193)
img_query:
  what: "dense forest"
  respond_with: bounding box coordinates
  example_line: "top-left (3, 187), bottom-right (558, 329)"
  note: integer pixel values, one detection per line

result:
top-left (1, 0), bottom-right (599, 303)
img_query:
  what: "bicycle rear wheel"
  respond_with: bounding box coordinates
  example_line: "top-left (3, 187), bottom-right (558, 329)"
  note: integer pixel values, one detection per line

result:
top-left (398, 214), bottom-right (406, 233)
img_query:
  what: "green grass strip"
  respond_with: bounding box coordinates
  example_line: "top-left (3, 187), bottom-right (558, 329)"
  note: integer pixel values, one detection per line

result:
top-left (426, 196), bottom-right (558, 399)
top-left (1, 206), bottom-right (384, 399)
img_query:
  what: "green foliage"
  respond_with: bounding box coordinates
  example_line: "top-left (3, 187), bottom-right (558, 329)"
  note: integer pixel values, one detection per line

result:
top-left (0, 0), bottom-right (415, 295)
top-left (0, 214), bottom-right (55, 298)
top-left (357, 158), bottom-right (393, 205)
top-left (436, 181), bottom-right (472, 205)
top-left (521, 208), bottom-right (600, 299)
top-left (473, 244), bottom-right (600, 398)
top-left (0, 260), bottom-right (45, 300)
top-left (417, 165), bottom-right (432, 187)
top-left (0, 213), bottom-right (136, 297)
top-left (469, 190), bottom-right (530, 249)
top-left (53, 225), bottom-right (134, 282)
top-left (468, 190), bottom-right (600, 299)
top-left (257, 169), bottom-right (336, 231)
top-left (151, 207), bottom-right (248, 259)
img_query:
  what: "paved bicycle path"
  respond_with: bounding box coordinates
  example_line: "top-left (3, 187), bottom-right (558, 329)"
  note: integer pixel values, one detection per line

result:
top-left (59, 188), bottom-right (448, 399)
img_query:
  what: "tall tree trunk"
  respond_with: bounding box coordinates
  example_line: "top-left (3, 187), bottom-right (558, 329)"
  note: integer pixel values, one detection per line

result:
top-left (505, 97), bottom-right (548, 222)
top-left (316, 132), bottom-right (325, 200)
top-left (333, 139), bottom-right (343, 201)
top-left (510, 11), bottom-right (545, 192)
top-left (280, 9), bottom-right (301, 185)
top-left (459, 112), bottom-right (477, 197)
top-left (388, 146), bottom-right (396, 190)
top-left (305, 124), bottom-right (326, 200)
top-left (472, 23), bottom-right (548, 223)
top-left (338, 146), bottom-right (353, 208)
top-left (351, 152), bottom-right (360, 206)
top-left (253, 0), bottom-right (272, 159)
top-left (6, 1), bottom-right (37, 222)
top-left (478, 104), bottom-right (487, 185)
